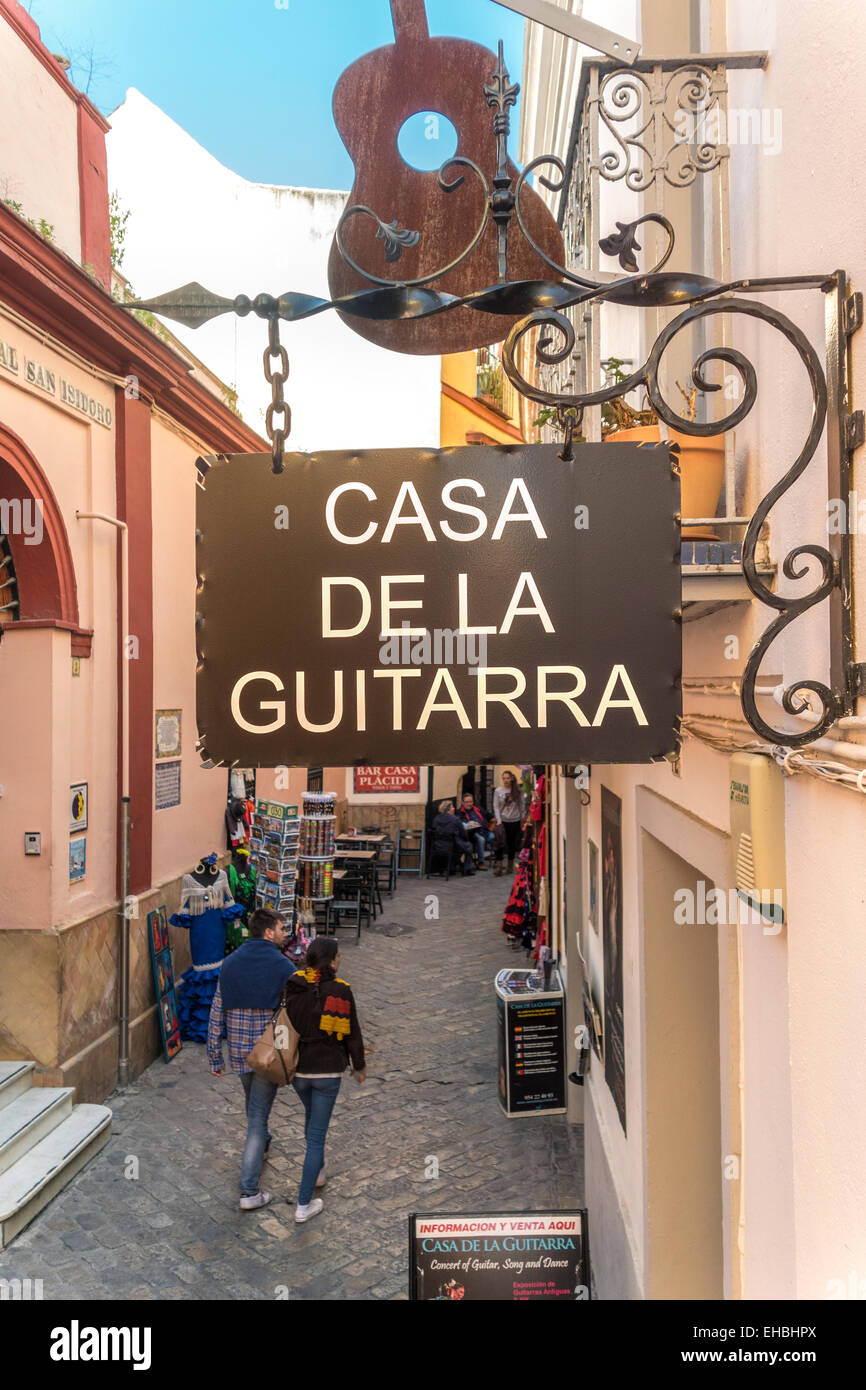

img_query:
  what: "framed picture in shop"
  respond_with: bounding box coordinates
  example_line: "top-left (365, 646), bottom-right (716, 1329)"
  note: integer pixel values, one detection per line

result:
top-left (148, 906), bottom-right (181, 1062)
top-left (587, 839), bottom-right (599, 932)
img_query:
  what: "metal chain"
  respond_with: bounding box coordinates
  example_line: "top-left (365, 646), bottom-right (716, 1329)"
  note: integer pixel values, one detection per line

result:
top-left (263, 314), bottom-right (291, 474)
top-left (556, 406), bottom-right (583, 462)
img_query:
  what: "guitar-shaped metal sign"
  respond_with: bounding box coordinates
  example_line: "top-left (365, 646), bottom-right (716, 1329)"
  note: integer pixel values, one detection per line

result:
top-left (327, 0), bottom-right (566, 355)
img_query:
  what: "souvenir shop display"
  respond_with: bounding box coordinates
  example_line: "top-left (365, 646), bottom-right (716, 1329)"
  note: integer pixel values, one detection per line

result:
top-left (170, 854), bottom-right (244, 1041)
top-left (298, 791), bottom-right (336, 904)
top-left (225, 796), bottom-right (251, 851)
top-left (248, 799), bottom-right (300, 927)
top-left (500, 765), bottom-right (550, 958)
top-left (502, 847), bottom-right (538, 952)
top-left (225, 848), bottom-right (257, 953)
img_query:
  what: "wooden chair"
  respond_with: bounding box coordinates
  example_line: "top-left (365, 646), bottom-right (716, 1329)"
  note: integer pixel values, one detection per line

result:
top-left (329, 876), bottom-right (368, 938)
top-left (426, 839), bottom-right (458, 879)
top-left (359, 861), bottom-right (383, 919)
top-left (375, 842), bottom-right (397, 897)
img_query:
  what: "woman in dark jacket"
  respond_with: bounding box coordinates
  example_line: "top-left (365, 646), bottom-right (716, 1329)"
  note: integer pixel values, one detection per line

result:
top-left (431, 800), bottom-right (475, 876)
top-left (282, 937), bottom-right (366, 1223)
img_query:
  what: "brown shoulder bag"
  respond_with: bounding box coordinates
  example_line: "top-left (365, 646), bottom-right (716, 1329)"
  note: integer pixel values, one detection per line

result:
top-left (246, 1000), bottom-right (299, 1086)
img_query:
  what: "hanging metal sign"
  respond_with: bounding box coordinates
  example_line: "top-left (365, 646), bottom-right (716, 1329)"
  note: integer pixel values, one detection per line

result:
top-left (196, 442), bottom-right (681, 767)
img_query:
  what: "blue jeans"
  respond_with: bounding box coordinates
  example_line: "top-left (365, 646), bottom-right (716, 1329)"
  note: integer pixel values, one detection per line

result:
top-left (292, 1075), bottom-right (342, 1206)
top-left (239, 1070), bottom-right (278, 1197)
top-left (468, 828), bottom-right (494, 862)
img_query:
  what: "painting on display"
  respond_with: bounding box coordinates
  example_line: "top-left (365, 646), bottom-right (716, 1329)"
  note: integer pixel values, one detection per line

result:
top-left (587, 839), bottom-right (599, 932)
top-left (148, 906), bottom-right (181, 1062)
top-left (601, 787), bottom-right (626, 1134)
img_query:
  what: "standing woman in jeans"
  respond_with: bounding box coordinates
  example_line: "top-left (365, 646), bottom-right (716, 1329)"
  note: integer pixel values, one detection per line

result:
top-left (282, 937), bottom-right (366, 1222)
top-left (493, 769), bottom-right (526, 877)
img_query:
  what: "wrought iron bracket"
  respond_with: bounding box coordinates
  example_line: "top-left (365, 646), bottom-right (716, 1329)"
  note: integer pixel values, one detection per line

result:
top-left (118, 43), bottom-right (864, 752)
top-left (845, 291), bottom-right (863, 336)
top-left (846, 411), bottom-right (865, 452)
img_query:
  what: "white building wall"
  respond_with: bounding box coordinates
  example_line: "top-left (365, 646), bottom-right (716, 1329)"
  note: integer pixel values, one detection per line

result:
top-left (0, 17), bottom-right (81, 263)
top-left (521, 0), bottom-right (866, 1299)
top-left (106, 90), bottom-right (441, 451)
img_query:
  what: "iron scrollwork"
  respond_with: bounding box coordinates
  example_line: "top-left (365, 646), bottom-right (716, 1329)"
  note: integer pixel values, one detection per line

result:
top-left (118, 41), bottom-right (859, 751)
top-left (501, 286), bottom-right (844, 747)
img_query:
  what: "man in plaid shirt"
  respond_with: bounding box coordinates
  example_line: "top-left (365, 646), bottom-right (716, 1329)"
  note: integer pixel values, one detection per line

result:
top-left (207, 907), bottom-right (293, 1210)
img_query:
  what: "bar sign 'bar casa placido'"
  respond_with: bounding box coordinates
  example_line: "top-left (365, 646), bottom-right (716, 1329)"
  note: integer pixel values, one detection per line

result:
top-left (195, 443), bottom-right (682, 767)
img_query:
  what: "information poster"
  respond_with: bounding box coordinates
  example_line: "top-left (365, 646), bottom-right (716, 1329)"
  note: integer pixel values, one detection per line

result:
top-left (601, 786), bottom-right (626, 1133)
top-left (498, 990), bottom-right (566, 1114)
top-left (70, 783), bottom-right (88, 833)
top-left (410, 1211), bottom-right (589, 1300)
top-left (69, 837), bottom-right (86, 883)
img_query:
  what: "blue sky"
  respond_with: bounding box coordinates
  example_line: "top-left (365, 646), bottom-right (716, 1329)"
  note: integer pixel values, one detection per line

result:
top-left (26, 0), bottom-right (526, 189)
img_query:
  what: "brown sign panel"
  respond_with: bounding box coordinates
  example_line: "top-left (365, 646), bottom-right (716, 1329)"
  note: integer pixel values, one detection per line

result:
top-left (196, 443), bottom-right (681, 768)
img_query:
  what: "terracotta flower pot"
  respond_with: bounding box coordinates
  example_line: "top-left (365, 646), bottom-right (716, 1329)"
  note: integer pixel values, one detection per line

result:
top-left (604, 424), bottom-right (726, 539)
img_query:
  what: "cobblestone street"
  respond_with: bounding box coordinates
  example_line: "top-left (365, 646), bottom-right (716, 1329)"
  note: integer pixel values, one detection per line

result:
top-left (1, 870), bottom-right (583, 1301)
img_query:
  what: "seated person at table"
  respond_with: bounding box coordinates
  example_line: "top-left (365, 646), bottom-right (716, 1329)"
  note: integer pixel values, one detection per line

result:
top-left (457, 793), bottom-right (495, 869)
top-left (431, 800), bottom-right (475, 877)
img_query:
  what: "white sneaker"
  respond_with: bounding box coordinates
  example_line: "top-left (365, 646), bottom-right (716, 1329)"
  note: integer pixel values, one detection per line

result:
top-left (295, 1197), bottom-right (324, 1223)
top-left (239, 1191), bottom-right (272, 1211)
top-left (315, 1165), bottom-right (326, 1190)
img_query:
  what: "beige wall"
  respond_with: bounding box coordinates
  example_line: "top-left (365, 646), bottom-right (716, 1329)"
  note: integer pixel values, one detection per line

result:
top-left (522, 0), bottom-right (866, 1299)
top-left (150, 420), bottom-right (228, 881)
top-left (0, 18), bottom-right (81, 264)
top-left (0, 311), bottom-right (118, 929)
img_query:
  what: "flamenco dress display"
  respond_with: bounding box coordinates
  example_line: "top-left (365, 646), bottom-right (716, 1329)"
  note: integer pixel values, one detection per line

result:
top-left (170, 868), bottom-right (245, 1041)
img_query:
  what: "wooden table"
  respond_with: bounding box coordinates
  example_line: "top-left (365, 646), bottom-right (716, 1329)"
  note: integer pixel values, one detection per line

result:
top-left (332, 869), bottom-right (347, 881)
top-left (336, 833), bottom-right (386, 846)
top-left (334, 850), bottom-right (376, 862)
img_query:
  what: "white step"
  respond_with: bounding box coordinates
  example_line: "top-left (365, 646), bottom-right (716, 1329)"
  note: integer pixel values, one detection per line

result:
top-left (0, 1104), bottom-right (112, 1250)
top-left (0, 1088), bottom-right (74, 1176)
top-left (0, 1062), bottom-right (35, 1110)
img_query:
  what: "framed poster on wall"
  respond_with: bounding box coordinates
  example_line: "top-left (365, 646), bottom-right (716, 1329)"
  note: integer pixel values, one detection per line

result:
top-left (70, 783), bottom-right (88, 833)
top-left (587, 838), bottom-right (599, 932)
top-left (601, 787), bottom-right (626, 1134)
top-left (69, 837), bottom-right (86, 883)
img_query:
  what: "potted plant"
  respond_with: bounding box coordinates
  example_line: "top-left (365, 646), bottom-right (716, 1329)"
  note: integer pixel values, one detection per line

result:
top-left (599, 358), bottom-right (726, 539)
top-left (535, 358), bottom-right (726, 539)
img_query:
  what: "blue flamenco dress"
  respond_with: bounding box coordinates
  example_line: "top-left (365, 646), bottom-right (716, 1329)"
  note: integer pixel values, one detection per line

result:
top-left (171, 869), bottom-right (245, 1042)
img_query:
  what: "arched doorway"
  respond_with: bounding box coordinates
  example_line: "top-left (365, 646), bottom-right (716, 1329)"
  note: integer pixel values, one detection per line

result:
top-left (0, 424), bottom-right (79, 629)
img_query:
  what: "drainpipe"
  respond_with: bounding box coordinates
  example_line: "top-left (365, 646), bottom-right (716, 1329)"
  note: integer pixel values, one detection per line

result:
top-left (76, 512), bottom-right (130, 1087)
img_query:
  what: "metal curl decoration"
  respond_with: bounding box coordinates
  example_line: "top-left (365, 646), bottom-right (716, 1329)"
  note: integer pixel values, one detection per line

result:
top-left (502, 293), bottom-right (840, 747)
top-left (333, 156), bottom-right (490, 289)
top-left (514, 159), bottom-right (675, 285)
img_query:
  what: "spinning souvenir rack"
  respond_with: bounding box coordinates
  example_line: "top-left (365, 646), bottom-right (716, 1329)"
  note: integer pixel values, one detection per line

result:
top-left (121, 30), bottom-right (863, 751)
